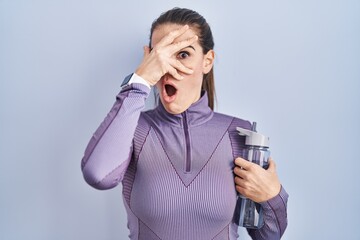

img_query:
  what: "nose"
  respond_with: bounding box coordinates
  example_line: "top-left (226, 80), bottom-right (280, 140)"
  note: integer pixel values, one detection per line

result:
top-left (162, 73), bottom-right (172, 82)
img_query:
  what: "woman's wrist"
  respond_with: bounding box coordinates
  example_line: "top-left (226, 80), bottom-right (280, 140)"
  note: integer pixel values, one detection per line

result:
top-left (127, 72), bottom-right (152, 89)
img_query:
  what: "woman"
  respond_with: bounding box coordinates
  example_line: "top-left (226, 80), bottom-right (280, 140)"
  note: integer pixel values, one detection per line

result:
top-left (81, 7), bottom-right (288, 240)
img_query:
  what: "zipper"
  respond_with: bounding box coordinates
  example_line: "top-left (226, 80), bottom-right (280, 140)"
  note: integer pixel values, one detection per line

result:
top-left (182, 112), bottom-right (191, 173)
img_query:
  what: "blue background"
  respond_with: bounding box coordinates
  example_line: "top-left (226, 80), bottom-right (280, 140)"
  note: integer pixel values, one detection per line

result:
top-left (1, 0), bottom-right (359, 239)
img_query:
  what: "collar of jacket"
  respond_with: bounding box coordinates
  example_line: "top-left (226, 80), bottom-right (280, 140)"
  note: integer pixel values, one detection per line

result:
top-left (155, 91), bottom-right (214, 127)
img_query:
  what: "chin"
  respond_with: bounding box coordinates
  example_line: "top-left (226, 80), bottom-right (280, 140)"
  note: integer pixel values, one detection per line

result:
top-left (163, 104), bottom-right (183, 115)
top-left (161, 100), bottom-right (189, 115)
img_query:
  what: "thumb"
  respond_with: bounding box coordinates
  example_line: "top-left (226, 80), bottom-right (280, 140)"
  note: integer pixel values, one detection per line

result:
top-left (143, 46), bottom-right (150, 57)
top-left (267, 158), bottom-right (277, 172)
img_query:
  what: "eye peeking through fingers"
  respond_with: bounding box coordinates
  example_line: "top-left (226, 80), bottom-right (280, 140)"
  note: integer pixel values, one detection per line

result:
top-left (177, 51), bottom-right (190, 59)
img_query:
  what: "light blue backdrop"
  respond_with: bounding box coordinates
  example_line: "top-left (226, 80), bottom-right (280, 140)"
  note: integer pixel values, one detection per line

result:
top-left (1, 0), bottom-right (359, 239)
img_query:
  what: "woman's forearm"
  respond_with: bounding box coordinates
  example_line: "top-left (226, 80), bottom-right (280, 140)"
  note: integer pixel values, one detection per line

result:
top-left (247, 186), bottom-right (289, 240)
top-left (81, 83), bottom-right (150, 190)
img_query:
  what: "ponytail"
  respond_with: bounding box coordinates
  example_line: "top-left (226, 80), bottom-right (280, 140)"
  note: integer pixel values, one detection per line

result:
top-left (202, 68), bottom-right (216, 110)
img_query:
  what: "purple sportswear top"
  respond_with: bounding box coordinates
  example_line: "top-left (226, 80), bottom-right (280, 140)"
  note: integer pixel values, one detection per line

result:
top-left (81, 82), bottom-right (288, 240)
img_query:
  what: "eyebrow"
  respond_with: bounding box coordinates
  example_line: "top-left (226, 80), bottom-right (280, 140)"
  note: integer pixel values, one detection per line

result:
top-left (151, 45), bottom-right (195, 52)
top-left (183, 45), bottom-right (196, 52)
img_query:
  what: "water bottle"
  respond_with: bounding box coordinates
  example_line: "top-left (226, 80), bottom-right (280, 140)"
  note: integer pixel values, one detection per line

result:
top-left (235, 122), bottom-right (270, 229)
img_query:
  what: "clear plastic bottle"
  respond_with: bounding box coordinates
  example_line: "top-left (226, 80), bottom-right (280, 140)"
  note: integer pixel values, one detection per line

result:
top-left (235, 122), bottom-right (270, 229)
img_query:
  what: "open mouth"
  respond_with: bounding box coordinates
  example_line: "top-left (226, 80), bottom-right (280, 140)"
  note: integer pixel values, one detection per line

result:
top-left (165, 84), bottom-right (177, 97)
top-left (162, 83), bottom-right (178, 103)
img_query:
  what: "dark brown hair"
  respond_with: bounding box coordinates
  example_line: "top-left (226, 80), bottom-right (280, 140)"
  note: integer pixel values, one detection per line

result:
top-left (149, 7), bottom-right (216, 110)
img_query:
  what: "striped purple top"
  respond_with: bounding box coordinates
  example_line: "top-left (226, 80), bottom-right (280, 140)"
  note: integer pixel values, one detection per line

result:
top-left (81, 82), bottom-right (288, 240)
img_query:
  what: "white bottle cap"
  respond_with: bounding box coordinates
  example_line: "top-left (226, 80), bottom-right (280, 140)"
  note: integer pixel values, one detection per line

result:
top-left (236, 127), bottom-right (270, 147)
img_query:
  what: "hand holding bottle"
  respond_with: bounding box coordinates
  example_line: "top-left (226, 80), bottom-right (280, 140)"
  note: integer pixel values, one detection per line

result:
top-left (234, 157), bottom-right (281, 203)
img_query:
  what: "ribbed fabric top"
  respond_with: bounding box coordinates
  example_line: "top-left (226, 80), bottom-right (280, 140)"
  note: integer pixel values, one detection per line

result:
top-left (81, 83), bottom-right (288, 240)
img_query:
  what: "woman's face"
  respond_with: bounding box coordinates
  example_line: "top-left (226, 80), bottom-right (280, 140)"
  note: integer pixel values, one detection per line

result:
top-left (151, 23), bottom-right (214, 115)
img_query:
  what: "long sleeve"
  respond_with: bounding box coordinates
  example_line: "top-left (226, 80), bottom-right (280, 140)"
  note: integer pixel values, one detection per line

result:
top-left (81, 82), bottom-right (150, 190)
top-left (248, 186), bottom-right (289, 240)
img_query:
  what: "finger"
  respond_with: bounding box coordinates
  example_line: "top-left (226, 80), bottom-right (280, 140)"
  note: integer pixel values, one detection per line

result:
top-left (234, 176), bottom-right (246, 187)
top-left (167, 66), bottom-right (184, 80)
top-left (233, 166), bottom-right (247, 179)
top-left (267, 158), bottom-right (277, 172)
top-left (156, 25), bottom-right (190, 47)
top-left (143, 46), bottom-right (151, 57)
top-left (235, 184), bottom-right (248, 196)
top-left (168, 59), bottom-right (193, 75)
top-left (167, 35), bottom-right (198, 55)
top-left (234, 157), bottom-right (253, 170)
